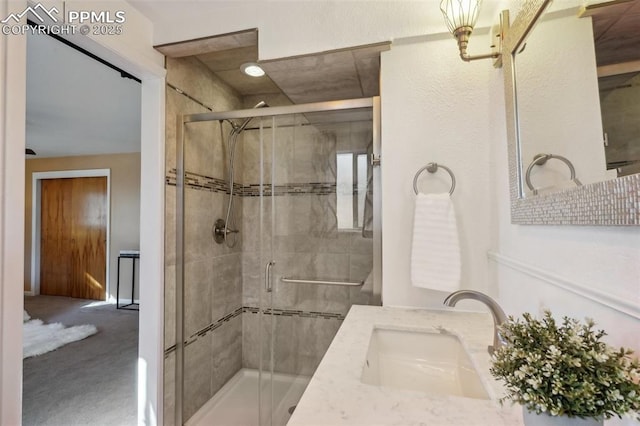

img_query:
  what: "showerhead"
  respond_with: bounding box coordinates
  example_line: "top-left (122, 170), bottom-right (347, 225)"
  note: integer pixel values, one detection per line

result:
top-left (233, 100), bottom-right (269, 133)
top-left (218, 100), bottom-right (269, 248)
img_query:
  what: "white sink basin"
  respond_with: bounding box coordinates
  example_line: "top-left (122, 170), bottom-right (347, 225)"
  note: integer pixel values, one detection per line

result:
top-left (360, 327), bottom-right (489, 399)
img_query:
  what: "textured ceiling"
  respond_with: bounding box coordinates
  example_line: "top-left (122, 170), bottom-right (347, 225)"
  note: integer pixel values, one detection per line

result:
top-left (584, 0), bottom-right (640, 67)
top-left (260, 43), bottom-right (387, 104)
top-left (26, 32), bottom-right (141, 158)
top-left (156, 30), bottom-right (387, 105)
top-left (156, 30), bottom-right (281, 96)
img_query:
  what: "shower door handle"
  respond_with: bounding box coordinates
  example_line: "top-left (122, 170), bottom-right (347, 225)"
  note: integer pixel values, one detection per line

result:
top-left (265, 261), bottom-right (275, 293)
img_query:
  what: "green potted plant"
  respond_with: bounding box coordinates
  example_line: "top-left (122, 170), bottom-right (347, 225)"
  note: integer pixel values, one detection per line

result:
top-left (490, 311), bottom-right (640, 426)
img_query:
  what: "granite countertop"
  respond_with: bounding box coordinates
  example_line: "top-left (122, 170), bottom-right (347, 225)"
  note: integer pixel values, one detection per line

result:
top-left (288, 305), bottom-right (524, 426)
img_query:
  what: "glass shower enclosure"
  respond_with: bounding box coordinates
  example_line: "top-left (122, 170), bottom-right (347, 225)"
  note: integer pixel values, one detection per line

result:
top-left (171, 97), bottom-right (381, 425)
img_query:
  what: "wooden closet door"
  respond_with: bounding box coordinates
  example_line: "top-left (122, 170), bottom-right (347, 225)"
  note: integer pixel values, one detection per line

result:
top-left (40, 177), bottom-right (107, 300)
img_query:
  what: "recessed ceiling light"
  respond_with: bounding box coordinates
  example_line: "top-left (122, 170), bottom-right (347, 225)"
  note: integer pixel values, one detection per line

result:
top-left (240, 62), bottom-right (265, 77)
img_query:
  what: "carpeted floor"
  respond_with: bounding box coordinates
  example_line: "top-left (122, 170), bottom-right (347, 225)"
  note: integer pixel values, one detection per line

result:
top-left (23, 295), bottom-right (139, 426)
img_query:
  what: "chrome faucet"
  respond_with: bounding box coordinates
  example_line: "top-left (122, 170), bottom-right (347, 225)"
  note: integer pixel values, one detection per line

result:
top-left (443, 290), bottom-right (508, 355)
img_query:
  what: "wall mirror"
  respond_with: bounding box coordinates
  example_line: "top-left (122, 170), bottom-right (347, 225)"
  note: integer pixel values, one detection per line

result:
top-left (503, 0), bottom-right (640, 225)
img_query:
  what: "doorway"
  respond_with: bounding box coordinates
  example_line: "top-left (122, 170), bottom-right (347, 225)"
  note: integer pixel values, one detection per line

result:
top-left (22, 27), bottom-right (141, 426)
top-left (39, 176), bottom-right (108, 300)
top-left (31, 170), bottom-right (111, 300)
top-left (0, 2), bottom-right (165, 424)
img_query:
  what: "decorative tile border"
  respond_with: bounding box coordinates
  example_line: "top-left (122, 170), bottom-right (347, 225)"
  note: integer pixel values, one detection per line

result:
top-left (164, 306), bottom-right (345, 357)
top-left (166, 169), bottom-right (336, 197)
top-left (510, 175), bottom-right (640, 225)
top-left (241, 183), bottom-right (336, 197)
top-left (243, 306), bottom-right (345, 320)
top-left (183, 307), bottom-right (244, 347)
top-left (164, 344), bottom-right (176, 356)
top-left (166, 169), bottom-right (241, 194)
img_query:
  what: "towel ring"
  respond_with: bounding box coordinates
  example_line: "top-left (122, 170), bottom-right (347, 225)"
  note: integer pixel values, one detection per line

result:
top-left (413, 162), bottom-right (456, 195)
top-left (525, 153), bottom-right (582, 195)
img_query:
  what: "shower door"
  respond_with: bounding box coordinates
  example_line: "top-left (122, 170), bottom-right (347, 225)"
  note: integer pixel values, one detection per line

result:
top-left (173, 97), bottom-right (380, 426)
top-left (254, 102), bottom-right (380, 426)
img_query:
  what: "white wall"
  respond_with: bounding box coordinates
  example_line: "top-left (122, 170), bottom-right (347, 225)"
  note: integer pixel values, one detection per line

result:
top-left (143, 0), bottom-right (509, 60)
top-left (491, 110), bottom-right (640, 426)
top-left (0, 2), bottom-right (27, 424)
top-left (492, 100), bottom-right (640, 344)
top-left (145, 1), bottom-right (436, 59)
top-left (380, 33), bottom-right (497, 308)
top-left (490, 0), bottom-right (640, 338)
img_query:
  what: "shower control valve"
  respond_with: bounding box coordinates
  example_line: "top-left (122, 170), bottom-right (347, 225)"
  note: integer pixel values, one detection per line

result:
top-left (213, 218), bottom-right (238, 244)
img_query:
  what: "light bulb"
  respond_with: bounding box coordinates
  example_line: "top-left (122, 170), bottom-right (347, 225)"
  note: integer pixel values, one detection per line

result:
top-left (240, 62), bottom-right (265, 78)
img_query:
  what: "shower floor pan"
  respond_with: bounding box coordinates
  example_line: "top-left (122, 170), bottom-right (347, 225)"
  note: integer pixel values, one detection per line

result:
top-left (185, 368), bottom-right (310, 426)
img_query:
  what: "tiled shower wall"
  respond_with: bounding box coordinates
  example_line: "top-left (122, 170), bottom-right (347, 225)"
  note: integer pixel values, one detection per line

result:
top-left (241, 119), bottom-right (374, 376)
top-left (164, 56), bottom-right (244, 423)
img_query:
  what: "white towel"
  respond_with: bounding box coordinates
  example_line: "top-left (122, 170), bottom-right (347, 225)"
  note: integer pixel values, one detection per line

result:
top-left (410, 193), bottom-right (461, 291)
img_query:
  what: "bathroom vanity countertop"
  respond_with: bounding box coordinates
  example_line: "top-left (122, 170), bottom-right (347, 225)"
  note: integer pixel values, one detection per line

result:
top-left (287, 305), bottom-right (524, 426)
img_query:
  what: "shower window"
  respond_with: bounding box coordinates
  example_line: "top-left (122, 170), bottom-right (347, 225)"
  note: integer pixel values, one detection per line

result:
top-left (336, 151), bottom-right (368, 230)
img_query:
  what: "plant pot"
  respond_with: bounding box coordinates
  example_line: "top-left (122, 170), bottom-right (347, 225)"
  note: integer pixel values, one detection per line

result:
top-left (522, 408), bottom-right (603, 426)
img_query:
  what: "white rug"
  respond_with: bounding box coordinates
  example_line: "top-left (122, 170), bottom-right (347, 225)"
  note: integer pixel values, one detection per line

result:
top-left (23, 316), bottom-right (98, 359)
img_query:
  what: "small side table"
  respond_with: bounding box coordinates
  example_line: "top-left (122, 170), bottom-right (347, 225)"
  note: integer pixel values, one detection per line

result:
top-left (117, 251), bottom-right (139, 310)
